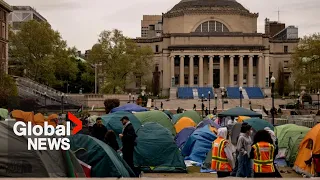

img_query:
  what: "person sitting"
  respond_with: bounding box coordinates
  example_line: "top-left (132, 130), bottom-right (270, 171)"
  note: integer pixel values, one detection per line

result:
top-left (250, 130), bottom-right (278, 178)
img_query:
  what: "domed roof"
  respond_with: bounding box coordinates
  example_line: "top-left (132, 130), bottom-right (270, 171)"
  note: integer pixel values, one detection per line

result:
top-left (168, 0), bottom-right (249, 13)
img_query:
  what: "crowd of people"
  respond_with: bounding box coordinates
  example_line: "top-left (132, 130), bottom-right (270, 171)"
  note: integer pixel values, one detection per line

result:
top-left (79, 116), bottom-right (139, 176)
top-left (211, 123), bottom-right (282, 178)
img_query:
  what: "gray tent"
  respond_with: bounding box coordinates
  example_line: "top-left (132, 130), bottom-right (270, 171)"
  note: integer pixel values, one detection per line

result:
top-left (0, 121), bottom-right (85, 177)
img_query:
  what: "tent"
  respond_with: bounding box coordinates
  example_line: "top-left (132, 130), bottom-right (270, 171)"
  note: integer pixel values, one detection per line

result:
top-left (175, 110), bottom-right (202, 124)
top-left (197, 119), bottom-right (220, 129)
top-left (69, 134), bottom-right (136, 177)
top-left (238, 116), bottom-right (250, 122)
top-left (163, 110), bottom-right (173, 119)
top-left (174, 117), bottom-right (196, 133)
top-left (111, 104), bottom-right (148, 113)
top-left (134, 122), bottom-right (186, 172)
top-left (0, 121), bottom-right (85, 177)
top-left (244, 118), bottom-right (274, 131)
top-left (174, 127), bottom-right (196, 148)
top-left (293, 124), bottom-right (320, 177)
top-left (230, 122), bottom-right (243, 146)
top-left (218, 107), bottom-right (262, 118)
top-left (172, 114), bottom-right (182, 124)
top-left (101, 111), bottom-right (142, 146)
top-left (34, 113), bottom-right (45, 126)
top-left (181, 125), bottom-right (217, 163)
top-left (275, 124), bottom-right (310, 166)
top-left (134, 110), bottom-right (176, 135)
top-left (0, 108), bottom-right (8, 120)
top-left (11, 110), bottom-right (34, 123)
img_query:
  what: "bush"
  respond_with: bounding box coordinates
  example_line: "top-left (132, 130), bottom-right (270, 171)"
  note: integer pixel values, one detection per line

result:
top-left (104, 99), bottom-right (120, 114)
top-left (302, 94), bottom-right (312, 104)
top-left (0, 74), bottom-right (18, 108)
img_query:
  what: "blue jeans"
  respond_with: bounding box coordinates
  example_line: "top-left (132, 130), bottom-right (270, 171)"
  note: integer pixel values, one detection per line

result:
top-left (236, 154), bottom-right (253, 177)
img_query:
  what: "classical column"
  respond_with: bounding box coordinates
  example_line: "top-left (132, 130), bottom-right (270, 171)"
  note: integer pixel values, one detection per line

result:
top-left (199, 55), bottom-right (204, 87)
top-left (189, 55), bottom-right (194, 87)
top-left (219, 55), bottom-right (224, 88)
top-left (229, 55), bottom-right (235, 87)
top-left (170, 56), bottom-right (175, 87)
top-left (248, 55), bottom-right (254, 87)
top-left (259, 55), bottom-right (264, 87)
top-left (239, 55), bottom-right (244, 87)
top-left (180, 55), bottom-right (185, 87)
top-left (208, 55), bottom-right (214, 86)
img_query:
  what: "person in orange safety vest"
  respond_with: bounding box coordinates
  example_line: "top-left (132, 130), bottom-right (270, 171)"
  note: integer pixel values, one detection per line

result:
top-left (211, 127), bottom-right (235, 178)
top-left (250, 130), bottom-right (278, 178)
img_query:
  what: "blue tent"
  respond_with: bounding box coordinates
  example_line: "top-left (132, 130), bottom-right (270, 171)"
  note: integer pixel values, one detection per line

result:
top-left (110, 104), bottom-right (148, 113)
top-left (181, 125), bottom-right (217, 163)
top-left (196, 119), bottom-right (220, 129)
top-left (174, 127), bottom-right (196, 148)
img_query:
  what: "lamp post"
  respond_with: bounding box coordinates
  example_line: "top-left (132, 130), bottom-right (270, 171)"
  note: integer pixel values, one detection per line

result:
top-left (201, 94), bottom-right (204, 117)
top-left (239, 86), bottom-right (243, 107)
top-left (61, 93), bottom-right (65, 114)
top-left (297, 93), bottom-right (300, 110)
top-left (208, 91), bottom-right (211, 113)
top-left (214, 94), bottom-right (218, 109)
top-left (128, 93), bottom-right (131, 103)
top-left (222, 91), bottom-right (225, 110)
top-left (317, 91), bottom-right (319, 111)
top-left (271, 76), bottom-right (276, 125)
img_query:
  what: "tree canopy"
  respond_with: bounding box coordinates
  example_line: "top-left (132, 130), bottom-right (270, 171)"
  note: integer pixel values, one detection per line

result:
top-left (9, 20), bottom-right (95, 93)
top-left (292, 33), bottom-right (320, 91)
top-left (89, 29), bottom-right (153, 94)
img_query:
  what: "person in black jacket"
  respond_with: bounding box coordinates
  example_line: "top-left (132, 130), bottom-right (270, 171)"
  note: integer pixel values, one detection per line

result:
top-left (119, 116), bottom-right (138, 175)
top-left (104, 130), bottom-right (119, 151)
top-left (91, 117), bottom-right (108, 141)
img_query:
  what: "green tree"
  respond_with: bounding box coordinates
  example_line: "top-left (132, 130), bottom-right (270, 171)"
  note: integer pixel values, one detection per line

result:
top-left (292, 33), bottom-right (320, 90)
top-left (89, 29), bottom-right (153, 94)
top-left (0, 73), bottom-right (18, 108)
top-left (9, 20), bottom-right (78, 87)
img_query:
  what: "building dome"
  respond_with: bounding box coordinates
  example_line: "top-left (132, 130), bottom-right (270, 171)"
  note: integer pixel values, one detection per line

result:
top-left (167, 0), bottom-right (249, 13)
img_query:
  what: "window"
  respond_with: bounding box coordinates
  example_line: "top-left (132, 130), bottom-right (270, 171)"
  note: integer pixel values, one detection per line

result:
top-left (149, 25), bottom-right (155, 30)
top-left (195, 20), bottom-right (229, 33)
top-left (194, 75), bottom-right (198, 85)
top-left (1, 22), bottom-right (5, 39)
top-left (253, 59), bottom-right (257, 67)
top-left (234, 59), bottom-right (239, 66)
top-left (244, 59), bottom-right (248, 67)
top-left (174, 58), bottom-right (179, 67)
top-left (184, 59), bottom-right (189, 67)
top-left (284, 61), bottom-right (289, 68)
top-left (175, 75), bottom-right (179, 85)
top-left (284, 46), bottom-right (288, 53)
top-left (184, 74), bottom-right (189, 85)
top-left (194, 59), bottom-right (199, 67)
top-left (155, 45), bottom-right (159, 52)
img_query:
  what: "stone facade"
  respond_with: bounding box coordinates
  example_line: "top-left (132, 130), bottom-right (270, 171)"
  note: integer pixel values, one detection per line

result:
top-left (0, 0), bottom-right (12, 74)
top-left (133, 0), bottom-right (299, 96)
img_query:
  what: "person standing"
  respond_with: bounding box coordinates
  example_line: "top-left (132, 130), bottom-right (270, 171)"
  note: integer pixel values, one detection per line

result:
top-left (250, 130), bottom-right (278, 177)
top-left (264, 127), bottom-right (282, 178)
top-left (193, 104), bottom-right (196, 111)
top-left (211, 127), bottom-right (235, 178)
top-left (119, 116), bottom-right (138, 176)
top-left (205, 107), bottom-right (209, 116)
top-left (91, 117), bottom-right (108, 141)
top-left (236, 124), bottom-right (253, 177)
top-left (160, 102), bottom-right (163, 110)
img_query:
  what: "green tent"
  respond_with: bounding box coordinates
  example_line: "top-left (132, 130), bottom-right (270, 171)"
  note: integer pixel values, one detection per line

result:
top-left (172, 111), bottom-right (202, 124)
top-left (275, 124), bottom-right (310, 166)
top-left (134, 122), bottom-right (187, 173)
top-left (134, 110), bottom-right (176, 136)
top-left (163, 110), bottom-right (173, 119)
top-left (244, 118), bottom-right (274, 131)
top-left (0, 108), bottom-right (8, 120)
top-left (101, 111), bottom-right (142, 146)
top-left (69, 134), bottom-right (136, 177)
top-left (218, 107), bottom-right (262, 118)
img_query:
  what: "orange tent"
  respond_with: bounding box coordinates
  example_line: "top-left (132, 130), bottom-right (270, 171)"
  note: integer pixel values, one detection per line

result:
top-left (11, 110), bottom-right (34, 124)
top-left (174, 117), bottom-right (196, 133)
top-left (34, 113), bottom-right (45, 126)
top-left (237, 116), bottom-right (250, 123)
top-left (47, 114), bottom-right (59, 127)
top-left (293, 123), bottom-right (320, 177)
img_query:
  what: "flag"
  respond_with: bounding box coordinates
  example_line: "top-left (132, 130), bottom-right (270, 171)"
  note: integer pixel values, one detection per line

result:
top-left (77, 105), bottom-right (83, 113)
top-left (78, 159), bottom-right (91, 177)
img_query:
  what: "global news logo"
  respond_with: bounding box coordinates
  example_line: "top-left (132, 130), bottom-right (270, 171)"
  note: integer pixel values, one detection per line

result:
top-left (11, 112), bottom-right (82, 151)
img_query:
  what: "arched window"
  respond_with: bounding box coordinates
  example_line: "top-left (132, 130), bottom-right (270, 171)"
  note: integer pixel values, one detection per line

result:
top-left (195, 21), bottom-right (229, 33)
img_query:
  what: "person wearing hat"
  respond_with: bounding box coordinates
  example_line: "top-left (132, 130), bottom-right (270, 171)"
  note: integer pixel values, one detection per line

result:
top-left (119, 116), bottom-right (138, 176)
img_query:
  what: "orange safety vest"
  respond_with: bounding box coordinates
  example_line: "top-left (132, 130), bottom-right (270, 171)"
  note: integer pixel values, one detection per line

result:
top-left (252, 142), bottom-right (275, 173)
top-left (211, 137), bottom-right (232, 172)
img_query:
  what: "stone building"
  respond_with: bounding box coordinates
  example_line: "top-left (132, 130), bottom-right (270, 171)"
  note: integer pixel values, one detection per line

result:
top-left (133, 0), bottom-right (299, 97)
top-left (0, 0), bottom-right (12, 74)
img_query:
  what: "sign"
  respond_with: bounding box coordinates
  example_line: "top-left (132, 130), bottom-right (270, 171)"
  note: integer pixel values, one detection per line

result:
top-left (12, 112), bottom-right (82, 151)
